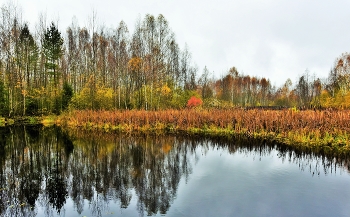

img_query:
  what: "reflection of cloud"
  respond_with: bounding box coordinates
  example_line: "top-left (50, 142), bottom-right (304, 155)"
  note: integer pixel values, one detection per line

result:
top-left (1, 126), bottom-right (350, 216)
top-left (170, 145), bottom-right (350, 217)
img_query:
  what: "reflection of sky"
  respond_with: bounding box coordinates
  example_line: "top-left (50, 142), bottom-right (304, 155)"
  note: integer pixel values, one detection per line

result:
top-left (165, 146), bottom-right (350, 217)
top-left (33, 144), bottom-right (350, 217)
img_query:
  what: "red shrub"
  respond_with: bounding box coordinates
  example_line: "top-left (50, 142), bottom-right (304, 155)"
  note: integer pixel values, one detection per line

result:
top-left (187, 96), bottom-right (203, 108)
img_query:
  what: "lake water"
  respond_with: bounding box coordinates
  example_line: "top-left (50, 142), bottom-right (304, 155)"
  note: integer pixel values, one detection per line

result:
top-left (0, 126), bottom-right (349, 217)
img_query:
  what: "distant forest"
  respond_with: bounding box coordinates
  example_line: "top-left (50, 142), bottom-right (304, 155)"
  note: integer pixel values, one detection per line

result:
top-left (0, 2), bottom-right (350, 116)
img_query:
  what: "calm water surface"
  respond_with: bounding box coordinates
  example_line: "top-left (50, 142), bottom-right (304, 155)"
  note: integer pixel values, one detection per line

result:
top-left (0, 126), bottom-right (349, 217)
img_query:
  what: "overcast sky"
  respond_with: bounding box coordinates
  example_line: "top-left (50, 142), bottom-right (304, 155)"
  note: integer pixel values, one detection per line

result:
top-left (11, 0), bottom-right (350, 86)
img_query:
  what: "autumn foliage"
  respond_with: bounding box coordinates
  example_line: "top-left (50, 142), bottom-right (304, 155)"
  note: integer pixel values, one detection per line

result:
top-left (3, 0), bottom-right (350, 117)
top-left (61, 109), bottom-right (350, 154)
top-left (62, 109), bottom-right (350, 134)
top-left (187, 96), bottom-right (203, 108)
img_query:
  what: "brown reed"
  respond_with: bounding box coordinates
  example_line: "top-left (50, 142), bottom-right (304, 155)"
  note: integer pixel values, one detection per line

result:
top-left (59, 108), bottom-right (350, 155)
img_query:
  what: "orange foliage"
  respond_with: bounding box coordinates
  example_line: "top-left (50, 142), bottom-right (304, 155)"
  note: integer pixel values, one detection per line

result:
top-left (187, 96), bottom-right (203, 108)
top-left (128, 57), bottom-right (142, 72)
top-left (61, 109), bottom-right (350, 137)
top-left (162, 144), bottom-right (172, 154)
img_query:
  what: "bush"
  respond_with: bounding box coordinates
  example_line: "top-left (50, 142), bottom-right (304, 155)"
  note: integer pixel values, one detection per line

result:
top-left (187, 96), bottom-right (203, 108)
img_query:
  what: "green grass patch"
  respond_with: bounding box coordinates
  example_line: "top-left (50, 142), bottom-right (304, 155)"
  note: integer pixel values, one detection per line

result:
top-left (0, 117), bottom-right (5, 126)
top-left (41, 115), bottom-right (58, 126)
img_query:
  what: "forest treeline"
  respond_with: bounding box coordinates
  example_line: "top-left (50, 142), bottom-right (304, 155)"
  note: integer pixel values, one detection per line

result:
top-left (1, 2), bottom-right (350, 117)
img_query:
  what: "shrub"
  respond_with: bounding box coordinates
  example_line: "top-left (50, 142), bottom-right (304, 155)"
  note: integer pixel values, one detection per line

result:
top-left (187, 96), bottom-right (203, 108)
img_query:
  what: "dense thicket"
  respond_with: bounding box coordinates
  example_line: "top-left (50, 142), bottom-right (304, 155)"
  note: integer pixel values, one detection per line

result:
top-left (1, 2), bottom-right (350, 117)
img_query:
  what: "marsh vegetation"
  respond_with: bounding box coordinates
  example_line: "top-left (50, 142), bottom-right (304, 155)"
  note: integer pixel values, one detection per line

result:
top-left (59, 109), bottom-right (350, 156)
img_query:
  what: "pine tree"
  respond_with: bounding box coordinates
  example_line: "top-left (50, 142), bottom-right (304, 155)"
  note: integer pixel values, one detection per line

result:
top-left (43, 22), bottom-right (64, 114)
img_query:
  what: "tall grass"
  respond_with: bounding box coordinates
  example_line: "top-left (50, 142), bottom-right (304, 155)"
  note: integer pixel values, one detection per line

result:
top-left (59, 109), bottom-right (350, 155)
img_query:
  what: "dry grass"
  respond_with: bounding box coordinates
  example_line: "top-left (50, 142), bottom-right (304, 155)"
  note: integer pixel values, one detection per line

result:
top-left (59, 108), bottom-right (350, 155)
top-left (60, 109), bottom-right (350, 133)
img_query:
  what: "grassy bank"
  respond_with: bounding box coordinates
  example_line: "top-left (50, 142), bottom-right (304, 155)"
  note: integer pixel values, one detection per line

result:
top-left (58, 109), bottom-right (350, 156)
top-left (0, 115), bottom-right (60, 126)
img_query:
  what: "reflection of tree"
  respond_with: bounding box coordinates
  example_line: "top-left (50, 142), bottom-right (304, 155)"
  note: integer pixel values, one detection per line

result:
top-left (17, 126), bottom-right (42, 209)
top-left (63, 130), bottom-right (195, 216)
top-left (111, 142), bottom-right (132, 209)
top-left (46, 168), bottom-right (67, 212)
top-left (0, 127), bottom-right (8, 214)
top-left (0, 126), bottom-right (349, 216)
top-left (19, 149), bottom-right (41, 208)
top-left (46, 130), bottom-right (68, 213)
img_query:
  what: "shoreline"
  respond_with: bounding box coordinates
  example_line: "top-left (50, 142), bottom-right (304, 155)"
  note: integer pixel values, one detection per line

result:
top-left (59, 109), bottom-right (350, 157)
top-left (1, 108), bottom-right (350, 157)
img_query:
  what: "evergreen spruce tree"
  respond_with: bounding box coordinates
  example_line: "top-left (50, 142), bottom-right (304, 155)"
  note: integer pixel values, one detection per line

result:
top-left (43, 22), bottom-right (64, 114)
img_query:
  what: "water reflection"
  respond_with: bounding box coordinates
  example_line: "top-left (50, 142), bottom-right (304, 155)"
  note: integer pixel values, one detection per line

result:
top-left (0, 126), bottom-right (348, 217)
